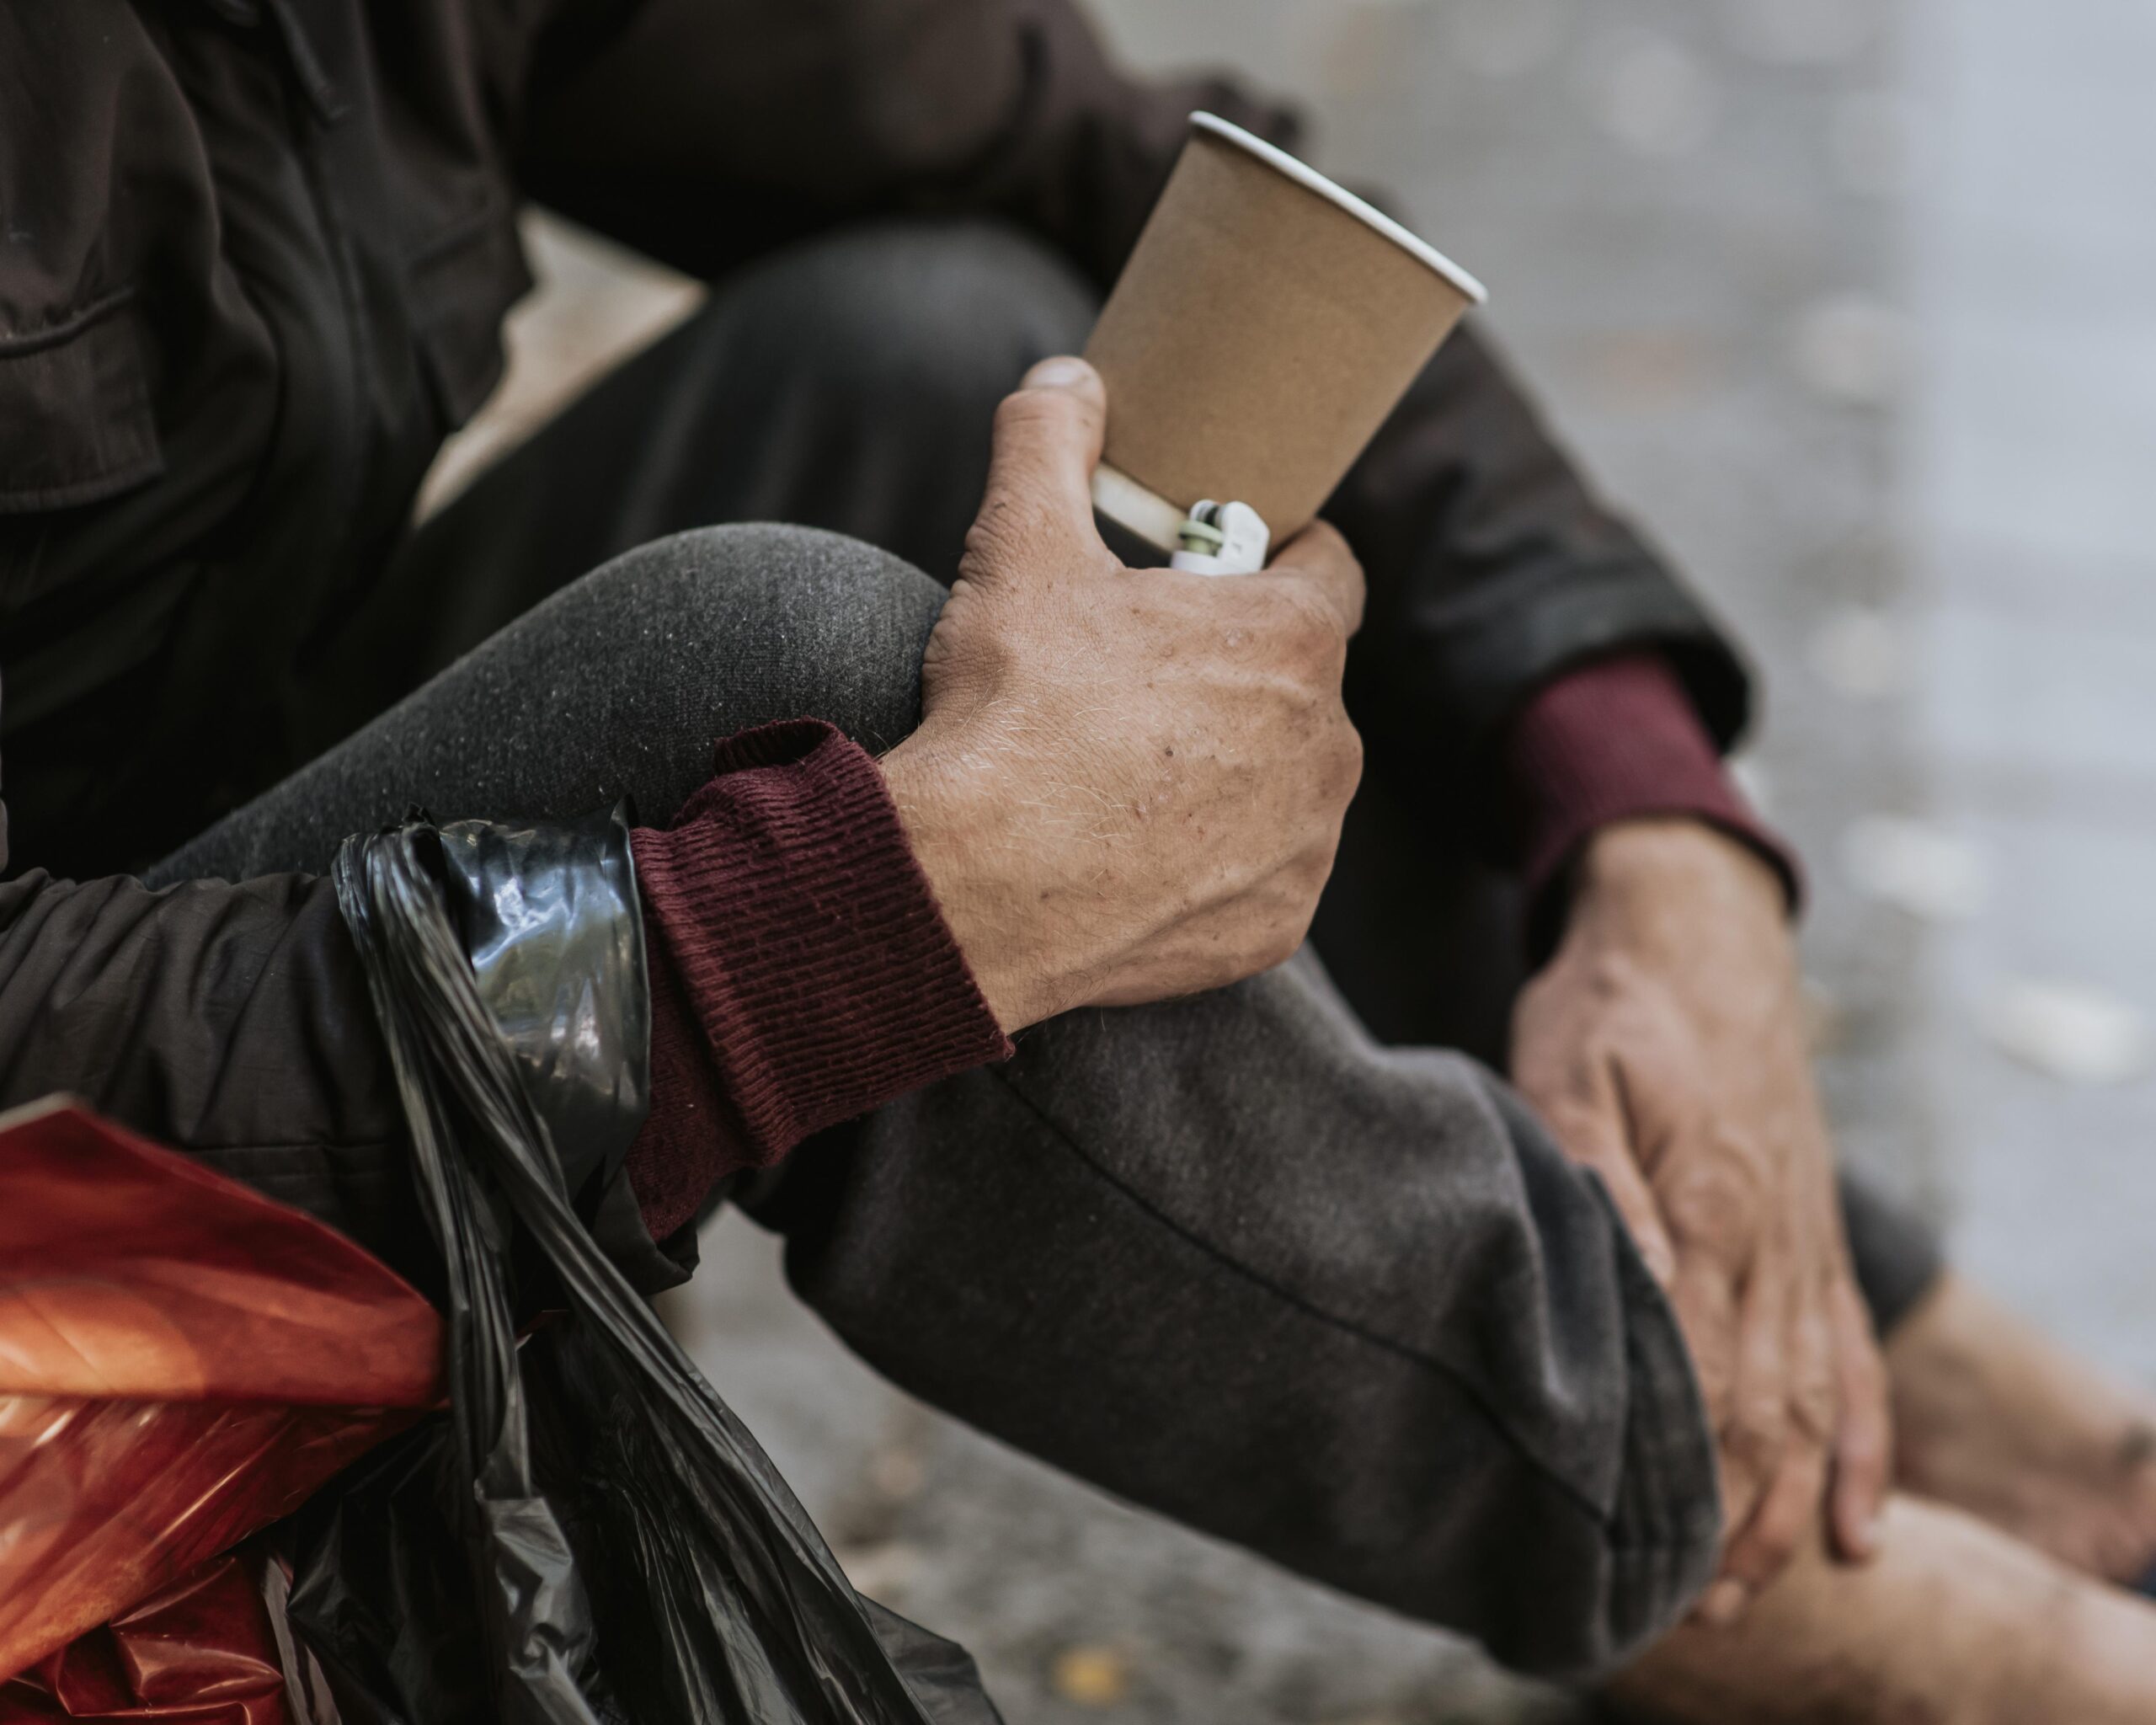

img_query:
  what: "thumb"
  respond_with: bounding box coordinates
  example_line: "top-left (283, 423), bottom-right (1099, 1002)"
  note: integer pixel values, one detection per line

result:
top-left (968, 356), bottom-right (1108, 582)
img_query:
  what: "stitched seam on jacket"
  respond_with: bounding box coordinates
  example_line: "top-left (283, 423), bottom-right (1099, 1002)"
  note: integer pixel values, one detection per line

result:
top-left (0, 286), bottom-right (140, 357)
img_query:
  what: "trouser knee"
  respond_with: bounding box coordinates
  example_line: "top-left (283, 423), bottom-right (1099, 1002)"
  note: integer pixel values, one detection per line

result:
top-left (564, 521), bottom-right (946, 790)
top-left (669, 222), bottom-right (1101, 581)
top-left (151, 523), bottom-right (944, 883)
top-left (717, 221), bottom-right (1099, 428)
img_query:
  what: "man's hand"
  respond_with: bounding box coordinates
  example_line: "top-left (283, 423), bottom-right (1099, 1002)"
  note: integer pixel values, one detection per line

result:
top-left (1511, 818), bottom-right (1891, 1622)
top-left (879, 355), bottom-right (1366, 1031)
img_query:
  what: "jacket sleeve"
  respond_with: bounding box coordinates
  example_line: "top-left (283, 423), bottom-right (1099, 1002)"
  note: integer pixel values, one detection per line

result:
top-left (0, 868), bottom-right (398, 1150)
top-left (509, 0), bottom-right (1754, 853)
top-left (510, 0), bottom-right (1283, 286)
top-left (0, 868), bottom-right (432, 1270)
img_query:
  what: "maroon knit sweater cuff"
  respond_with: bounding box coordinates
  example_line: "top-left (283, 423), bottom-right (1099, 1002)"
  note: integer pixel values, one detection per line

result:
top-left (625, 720), bottom-right (1011, 1241)
top-left (1505, 652), bottom-right (1804, 919)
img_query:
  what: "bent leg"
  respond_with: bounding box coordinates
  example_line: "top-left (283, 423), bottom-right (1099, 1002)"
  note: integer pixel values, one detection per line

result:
top-left (302, 222), bottom-right (1095, 759)
top-left (752, 950), bottom-right (1720, 1680)
top-left (153, 523), bottom-right (946, 883)
top-left (312, 194), bottom-right (1950, 1363)
top-left (161, 515), bottom-right (1722, 1680)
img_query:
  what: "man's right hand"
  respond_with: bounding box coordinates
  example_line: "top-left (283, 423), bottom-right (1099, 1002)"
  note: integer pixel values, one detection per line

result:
top-left (878, 355), bottom-right (1366, 1031)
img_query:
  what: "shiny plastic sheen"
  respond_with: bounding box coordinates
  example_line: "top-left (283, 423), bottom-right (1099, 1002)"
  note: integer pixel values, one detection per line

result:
top-left (324, 814), bottom-right (1003, 1723)
top-left (0, 1098), bottom-right (445, 1681)
top-left (1, 1550), bottom-right (303, 1724)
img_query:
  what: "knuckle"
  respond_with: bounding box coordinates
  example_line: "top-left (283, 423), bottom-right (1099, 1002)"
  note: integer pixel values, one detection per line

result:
top-left (1303, 606), bottom-right (1350, 672)
top-left (1838, 1420), bottom-right (1889, 1470)
top-left (1299, 822), bottom-right (1346, 890)
top-left (1663, 1156), bottom-right (1764, 1247)
top-left (1747, 1523), bottom-right (1800, 1578)
top-left (1320, 720), bottom-right (1364, 809)
top-left (1720, 1436), bottom-right (1764, 1485)
top-left (919, 588), bottom-right (1006, 689)
top-left (1792, 1379), bottom-right (1839, 1440)
top-left (1336, 717), bottom-right (1365, 772)
top-left (1265, 585), bottom-right (1349, 674)
top-left (921, 602), bottom-right (963, 656)
top-left (1582, 951), bottom-right (1646, 999)
top-left (993, 387), bottom-right (1079, 441)
top-left (1729, 1397), bottom-right (1787, 1461)
top-left (1572, 1032), bottom-right (1625, 1081)
top-left (960, 508), bottom-right (1025, 577)
top-left (1240, 893), bottom-right (1315, 981)
top-left (1283, 848), bottom-right (1331, 916)
top-left (1716, 1470), bottom-right (1764, 1531)
top-left (1794, 1299), bottom-right (1835, 1357)
top-left (956, 521), bottom-right (995, 579)
top-left (1742, 1491), bottom-right (1801, 1551)
top-left (1257, 925), bottom-right (1305, 974)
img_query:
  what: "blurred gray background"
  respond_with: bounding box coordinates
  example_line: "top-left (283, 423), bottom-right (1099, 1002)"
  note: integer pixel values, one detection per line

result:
top-left (434, 2), bottom-right (2156, 1717)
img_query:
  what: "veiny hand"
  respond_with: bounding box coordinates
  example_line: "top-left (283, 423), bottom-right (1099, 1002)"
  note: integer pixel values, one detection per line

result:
top-left (878, 355), bottom-right (1366, 1031)
top-left (1510, 818), bottom-right (1890, 1623)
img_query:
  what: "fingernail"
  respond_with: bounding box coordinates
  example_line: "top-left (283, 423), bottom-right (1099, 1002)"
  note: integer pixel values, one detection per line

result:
top-left (1698, 1578), bottom-right (1749, 1626)
top-left (1023, 356), bottom-right (1093, 390)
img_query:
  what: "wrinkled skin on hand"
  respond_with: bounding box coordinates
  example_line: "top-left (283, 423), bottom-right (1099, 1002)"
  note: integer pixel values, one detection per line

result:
top-left (1512, 818), bottom-right (1891, 1623)
top-left (880, 356), bottom-right (1367, 1032)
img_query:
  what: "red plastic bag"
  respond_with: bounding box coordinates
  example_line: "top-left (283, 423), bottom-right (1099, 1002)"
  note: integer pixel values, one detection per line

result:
top-left (0, 1550), bottom-right (306, 1724)
top-left (0, 1097), bottom-right (444, 1685)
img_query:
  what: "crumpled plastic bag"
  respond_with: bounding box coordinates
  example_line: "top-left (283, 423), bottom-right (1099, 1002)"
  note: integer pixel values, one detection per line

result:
top-left (0, 1097), bottom-right (445, 1685)
top-left (316, 814), bottom-right (1002, 1723)
top-left (0, 1548), bottom-right (323, 1725)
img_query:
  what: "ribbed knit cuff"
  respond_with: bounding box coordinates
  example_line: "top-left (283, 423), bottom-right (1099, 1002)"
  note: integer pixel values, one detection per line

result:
top-left (625, 720), bottom-right (1011, 1241)
top-left (1505, 653), bottom-right (1803, 938)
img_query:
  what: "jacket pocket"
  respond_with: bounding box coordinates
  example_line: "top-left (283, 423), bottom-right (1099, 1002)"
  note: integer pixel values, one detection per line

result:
top-left (0, 290), bottom-right (164, 515)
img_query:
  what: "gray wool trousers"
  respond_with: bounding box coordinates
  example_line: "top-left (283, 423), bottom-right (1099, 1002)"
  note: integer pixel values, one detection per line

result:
top-left (160, 222), bottom-right (1936, 1680)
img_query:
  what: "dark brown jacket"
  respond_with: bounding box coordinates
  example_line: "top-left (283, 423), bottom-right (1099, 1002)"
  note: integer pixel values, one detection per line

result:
top-left (0, 0), bottom-right (1743, 1220)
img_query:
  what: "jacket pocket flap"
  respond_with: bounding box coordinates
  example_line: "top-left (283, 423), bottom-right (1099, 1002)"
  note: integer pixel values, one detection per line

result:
top-left (0, 291), bottom-right (163, 515)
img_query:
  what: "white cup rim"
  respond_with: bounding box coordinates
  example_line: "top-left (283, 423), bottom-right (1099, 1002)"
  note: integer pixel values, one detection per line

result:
top-left (1189, 112), bottom-right (1490, 306)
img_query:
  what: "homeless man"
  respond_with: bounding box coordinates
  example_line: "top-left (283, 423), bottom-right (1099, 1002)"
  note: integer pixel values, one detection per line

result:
top-left (10, 4), bottom-right (2156, 1717)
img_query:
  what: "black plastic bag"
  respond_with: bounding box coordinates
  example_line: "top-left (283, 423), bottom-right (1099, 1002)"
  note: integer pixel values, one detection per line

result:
top-left (298, 812), bottom-right (1003, 1725)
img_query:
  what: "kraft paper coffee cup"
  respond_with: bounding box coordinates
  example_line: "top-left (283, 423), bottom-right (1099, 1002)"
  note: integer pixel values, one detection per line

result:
top-left (1085, 113), bottom-right (1487, 553)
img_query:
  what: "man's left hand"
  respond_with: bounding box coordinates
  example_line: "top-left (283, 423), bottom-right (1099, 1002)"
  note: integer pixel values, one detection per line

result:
top-left (1511, 818), bottom-right (1890, 1623)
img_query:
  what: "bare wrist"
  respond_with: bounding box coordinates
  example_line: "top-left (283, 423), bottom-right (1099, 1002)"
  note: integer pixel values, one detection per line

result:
top-left (1578, 816), bottom-right (1786, 915)
top-left (878, 735), bottom-right (1050, 1032)
top-left (1565, 819), bottom-right (1793, 974)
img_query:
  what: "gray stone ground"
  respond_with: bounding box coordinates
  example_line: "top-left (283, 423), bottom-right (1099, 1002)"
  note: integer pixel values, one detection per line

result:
top-left (1903, 0), bottom-right (2156, 1385)
top-left (434, 1), bottom-right (2156, 1716)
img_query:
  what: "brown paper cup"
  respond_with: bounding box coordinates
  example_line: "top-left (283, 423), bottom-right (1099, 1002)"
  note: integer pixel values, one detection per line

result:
top-left (1085, 113), bottom-right (1487, 551)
